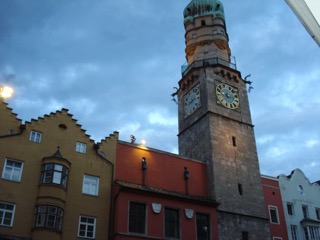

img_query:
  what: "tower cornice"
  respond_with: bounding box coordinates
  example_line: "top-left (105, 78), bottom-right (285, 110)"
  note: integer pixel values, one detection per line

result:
top-left (179, 60), bottom-right (240, 91)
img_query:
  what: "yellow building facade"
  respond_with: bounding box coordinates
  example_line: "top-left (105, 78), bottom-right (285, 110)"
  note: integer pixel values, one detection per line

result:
top-left (0, 102), bottom-right (117, 240)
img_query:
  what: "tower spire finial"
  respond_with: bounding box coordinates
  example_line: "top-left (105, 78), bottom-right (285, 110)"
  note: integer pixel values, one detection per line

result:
top-left (184, 0), bottom-right (225, 23)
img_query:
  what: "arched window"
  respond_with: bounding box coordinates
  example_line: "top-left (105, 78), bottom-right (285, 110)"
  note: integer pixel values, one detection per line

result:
top-left (201, 20), bottom-right (206, 26)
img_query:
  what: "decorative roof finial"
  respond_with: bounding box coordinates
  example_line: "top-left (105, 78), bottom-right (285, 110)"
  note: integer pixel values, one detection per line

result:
top-left (184, 0), bottom-right (225, 23)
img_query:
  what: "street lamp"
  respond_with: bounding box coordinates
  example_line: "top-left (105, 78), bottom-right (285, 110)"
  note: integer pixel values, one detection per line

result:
top-left (0, 86), bottom-right (13, 99)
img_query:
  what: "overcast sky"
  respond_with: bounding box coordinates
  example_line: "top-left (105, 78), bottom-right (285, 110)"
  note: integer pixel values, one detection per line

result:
top-left (1, 0), bottom-right (319, 183)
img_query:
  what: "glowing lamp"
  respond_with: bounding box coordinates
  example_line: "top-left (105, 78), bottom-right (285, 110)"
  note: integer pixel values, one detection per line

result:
top-left (0, 86), bottom-right (14, 99)
top-left (140, 139), bottom-right (146, 146)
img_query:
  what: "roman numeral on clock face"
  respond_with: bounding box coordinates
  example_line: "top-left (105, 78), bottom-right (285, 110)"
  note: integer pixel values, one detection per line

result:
top-left (183, 84), bottom-right (201, 117)
top-left (215, 83), bottom-right (239, 109)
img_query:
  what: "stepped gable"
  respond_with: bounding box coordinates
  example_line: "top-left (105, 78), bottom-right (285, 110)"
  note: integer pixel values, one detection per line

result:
top-left (0, 101), bottom-right (22, 122)
top-left (0, 102), bottom-right (23, 136)
top-left (96, 131), bottom-right (119, 162)
top-left (25, 108), bottom-right (94, 143)
top-left (98, 131), bottom-right (119, 145)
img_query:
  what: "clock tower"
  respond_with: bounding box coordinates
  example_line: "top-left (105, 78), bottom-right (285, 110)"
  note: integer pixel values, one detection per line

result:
top-left (178, 1), bottom-right (270, 239)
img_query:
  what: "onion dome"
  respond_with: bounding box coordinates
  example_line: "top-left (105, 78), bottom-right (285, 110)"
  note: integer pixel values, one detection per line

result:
top-left (184, 0), bottom-right (225, 23)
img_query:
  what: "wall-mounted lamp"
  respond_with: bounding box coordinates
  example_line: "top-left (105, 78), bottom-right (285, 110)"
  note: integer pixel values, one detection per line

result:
top-left (142, 157), bottom-right (147, 170)
top-left (184, 167), bottom-right (190, 195)
top-left (140, 139), bottom-right (146, 146)
top-left (0, 85), bottom-right (13, 99)
top-left (184, 167), bottom-right (189, 180)
top-left (141, 157), bottom-right (147, 186)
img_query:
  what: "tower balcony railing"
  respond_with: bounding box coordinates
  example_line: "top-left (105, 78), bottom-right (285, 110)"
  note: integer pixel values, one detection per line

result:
top-left (181, 57), bottom-right (237, 77)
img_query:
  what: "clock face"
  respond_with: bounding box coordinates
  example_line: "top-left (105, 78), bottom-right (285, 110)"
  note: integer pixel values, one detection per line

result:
top-left (216, 83), bottom-right (239, 109)
top-left (184, 85), bottom-right (201, 116)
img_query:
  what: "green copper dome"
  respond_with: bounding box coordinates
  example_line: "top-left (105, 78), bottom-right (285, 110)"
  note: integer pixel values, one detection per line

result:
top-left (184, 0), bottom-right (225, 22)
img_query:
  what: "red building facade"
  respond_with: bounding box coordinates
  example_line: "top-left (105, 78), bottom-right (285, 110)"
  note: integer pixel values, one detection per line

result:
top-left (111, 141), bottom-right (219, 239)
top-left (262, 175), bottom-right (289, 240)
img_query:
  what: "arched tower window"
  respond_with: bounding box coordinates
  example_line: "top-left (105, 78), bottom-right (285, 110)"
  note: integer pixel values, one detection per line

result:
top-left (201, 20), bottom-right (206, 26)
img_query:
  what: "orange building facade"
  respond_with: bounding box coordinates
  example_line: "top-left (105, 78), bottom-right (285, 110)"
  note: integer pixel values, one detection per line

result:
top-left (111, 141), bottom-right (219, 239)
top-left (0, 102), bottom-right (117, 240)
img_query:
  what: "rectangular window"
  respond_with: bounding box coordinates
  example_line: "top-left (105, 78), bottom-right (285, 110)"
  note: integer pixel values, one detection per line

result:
top-left (196, 213), bottom-right (210, 240)
top-left (41, 163), bottom-right (69, 187)
top-left (0, 202), bottom-right (16, 227)
top-left (78, 215), bottom-right (96, 239)
top-left (29, 131), bottom-right (42, 143)
top-left (316, 208), bottom-right (320, 220)
top-left (242, 231), bottom-right (249, 240)
top-left (291, 225), bottom-right (298, 240)
top-left (238, 183), bottom-right (243, 196)
top-left (82, 175), bottom-right (99, 196)
top-left (302, 205), bottom-right (309, 218)
top-left (34, 205), bottom-right (63, 231)
top-left (41, 163), bottom-right (68, 187)
top-left (165, 208), bottom-right (179, 238)
top-left (232, 136), bottom-right (237, 147)
top-left (304, 226), bottom-right (320, 240)
top-left (268, 206), bottom-right (280, 224)
top-left (287, 202), bottom-right (294, 216)
top-left (76, 142), bottom-right (87, 153)
top-left (273, 238), bottom-right (283, 240)
top-left (128, 202), bottom-right (146, 234)
top-left (2, 159), bottom-right (23, 182)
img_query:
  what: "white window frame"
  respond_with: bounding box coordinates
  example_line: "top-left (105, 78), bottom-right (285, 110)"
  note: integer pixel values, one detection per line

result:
top-left (291, 225), bottom-right (298, 240)
top-left (302, 205), bottom-right (309, 218)
top-left (268, 205), bottom-right (280, 224)
top-left (2, 159), bottom-right (23, 182)
top-left (304, 226), bottom-right (320, 240)
top-left (0, 202), bottom-right (16, 227)
top-left (41, 163), bottom-right (68, 187)
top-left (273, 237), bottom-right (283, 240)
top-left (287, 202), bottom-right (294, 216)
top-left (29, 131), bottom-right (42, 143)
top-left (82, 175), bottom-right (99, 196)
top-left (76, 142), bottom-right (87, 154)
top-left (78, 215), bottom-right (96, 239)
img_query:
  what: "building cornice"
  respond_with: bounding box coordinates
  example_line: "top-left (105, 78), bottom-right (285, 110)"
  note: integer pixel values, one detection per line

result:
top-left (115, 180), bottom-right (219, 206)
